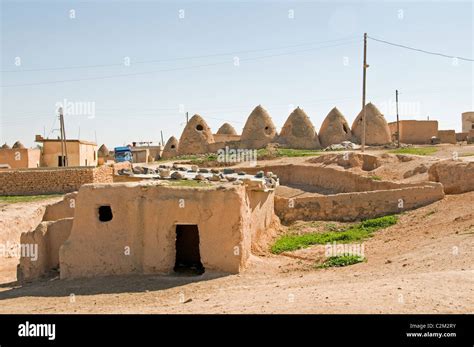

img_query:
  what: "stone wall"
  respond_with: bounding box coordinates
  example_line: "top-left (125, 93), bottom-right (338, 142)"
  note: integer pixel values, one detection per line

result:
top-left (0, 166), bottom-right (113, 196)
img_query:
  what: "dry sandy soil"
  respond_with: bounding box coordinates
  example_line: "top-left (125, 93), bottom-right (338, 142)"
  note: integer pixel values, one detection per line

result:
top-left (0, 145), bottom-right (472, 313)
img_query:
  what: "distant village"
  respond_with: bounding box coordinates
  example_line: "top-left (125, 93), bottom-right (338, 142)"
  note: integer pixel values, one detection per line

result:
top-left (1, 105), bottom-right (473, 169)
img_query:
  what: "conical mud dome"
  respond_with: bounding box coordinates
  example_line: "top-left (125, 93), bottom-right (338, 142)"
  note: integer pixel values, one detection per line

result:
top-left (351, 103), bottom-right (391, 145)
top-left (240, 105), bottom-right (277, 149)
top-left (319, 107), bottom-right (352, 147)
top-left (217, 123), bottom-right (237, 135)
top-left (162, 136), bottom-right (179, 159)
top-left (12, 141), bottom-right (25, 149)
top-left (278, 107), bottom-right (320, 149)
top-left (1, 143), bottom-right (10, 149)
top-left (98, 144), bottom-right (109, 157)
top-left (178, 114), bottom-right (215, 155)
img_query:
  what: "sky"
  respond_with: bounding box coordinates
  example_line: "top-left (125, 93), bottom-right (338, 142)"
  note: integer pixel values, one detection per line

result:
top-left (1, 0), bottom-right (473, 148)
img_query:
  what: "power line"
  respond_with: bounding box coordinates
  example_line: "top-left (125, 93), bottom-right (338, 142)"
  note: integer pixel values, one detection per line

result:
top-left (2, 84), bottom-right (472, 126)
top-left (1, 40), bottom-right (357, 88)
top-left (367, 36), bottom-right (474, 62)
top-left (1, 36), bottom-right (357, 73)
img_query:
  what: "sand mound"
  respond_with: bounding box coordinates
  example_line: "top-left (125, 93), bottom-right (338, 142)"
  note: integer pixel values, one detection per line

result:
top-left (351, 103), bottom-right (391, 145)
top-left (217, 123), bottom-right (237, 135)
top-left (319, 107), bottom-right (352, 147)
top-left (278, 107), bottom-right (321, 149)
top-left (162, 136), bottom-right (179, 159)
top-left (12, 141), bottom-right (25, 149)
top-left (240, 105), bottom-right (277, 149)
top-left (178, 115), bottom-right (214, 155)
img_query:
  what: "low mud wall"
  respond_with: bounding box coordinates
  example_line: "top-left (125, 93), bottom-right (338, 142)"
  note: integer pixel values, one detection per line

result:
top-left (275, 183), bottom-right (444, 223)
top-left (428, 160), bottom-right (474, 194)
top-left (243, 164), bottom-right (444, 222)
top-left (245, 164), bottom-right (408, 193)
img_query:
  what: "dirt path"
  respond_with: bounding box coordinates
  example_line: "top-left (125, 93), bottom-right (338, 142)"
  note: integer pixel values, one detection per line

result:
top-left (0, 192), bottom-right (472, 313)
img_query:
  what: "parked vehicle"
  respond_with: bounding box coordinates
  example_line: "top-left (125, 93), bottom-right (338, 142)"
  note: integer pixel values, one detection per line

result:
top-left (114, 146), bottom-right (133, 163)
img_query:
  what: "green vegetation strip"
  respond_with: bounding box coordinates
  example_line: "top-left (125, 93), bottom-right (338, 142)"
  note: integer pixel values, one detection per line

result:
top-left (257, 148), bottom-right (322, 159)
top-left (318, 254), bottom-right (365, 268)
top-left (459, 152), bottom-right (474, 157)
top-left (271, 215), bottom-right (398, 254)
top-left (369, 175), bottom-right (382, 181)
top-left (388, 147), bottom-right (438, 156)
top-left (0, 194), bottom-right (63, 204)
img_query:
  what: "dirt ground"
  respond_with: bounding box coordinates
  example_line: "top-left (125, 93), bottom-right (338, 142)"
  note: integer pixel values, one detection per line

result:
top-left (0, 145), bottom-right (472, 313)
top-left (0, 190), bottom-right (472, 314)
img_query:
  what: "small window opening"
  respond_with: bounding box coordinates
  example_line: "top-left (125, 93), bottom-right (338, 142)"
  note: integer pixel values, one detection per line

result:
top-left (98, 205), bottom-right (113, 222)
top-left (196, 124), bottom-right (204, 131)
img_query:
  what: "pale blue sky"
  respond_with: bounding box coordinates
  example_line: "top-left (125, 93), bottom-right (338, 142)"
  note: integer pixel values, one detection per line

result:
top-left (1, 0), bottom-right (472, 147)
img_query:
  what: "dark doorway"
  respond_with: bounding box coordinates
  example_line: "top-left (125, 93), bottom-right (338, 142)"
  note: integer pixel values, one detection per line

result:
top-left (174, 224), bottom-right (204, 275)
top-left (58, 156), bottom-right (65, 167)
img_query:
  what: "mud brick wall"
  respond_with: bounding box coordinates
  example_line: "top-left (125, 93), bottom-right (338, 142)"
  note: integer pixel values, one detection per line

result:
top-left (275, 183), bottom-right (445, 223)
top-left (0, 166), bottom-right (113, 196)
top-left (428, 160), bottom-right (474, 194)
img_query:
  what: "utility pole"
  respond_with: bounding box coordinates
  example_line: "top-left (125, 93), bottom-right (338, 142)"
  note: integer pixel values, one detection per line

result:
top-left (160, 130), bottom-right (164, 146)
top-left (186, 112), bottom-right (189, 124)
top-left (58, 108), bottom-right (68, 166)
top-left (396, 89), bottom-right (400, 148)
top-left (361, 32), bottom-right (368, 153)
top-left (58, 108), bottom-right (64, 165)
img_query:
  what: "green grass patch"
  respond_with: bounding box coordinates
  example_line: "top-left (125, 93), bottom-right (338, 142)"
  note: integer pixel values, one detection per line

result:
top-left (187, 153), bottom-right (218, 165)
top-left (318, 254), bottom-right (365, 268)
top-left (257, 148), bottom-right (322, 159)
top-left (369, 175), bottom-right (382, 181)
top-left (156, 153), bottom-right (214, 163)
top-left (459, 152), bottom-right (474, 157)
top-left (0, 194), bottom-right (63, 204)
top-left (271, 215), bottom-right (398, 254)
top-left (389, 147), bottom-right (438, 156)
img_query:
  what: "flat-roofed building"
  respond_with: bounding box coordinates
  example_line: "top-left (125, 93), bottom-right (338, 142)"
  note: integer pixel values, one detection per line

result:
top-left (35, 135), bottom-right (98, 167)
